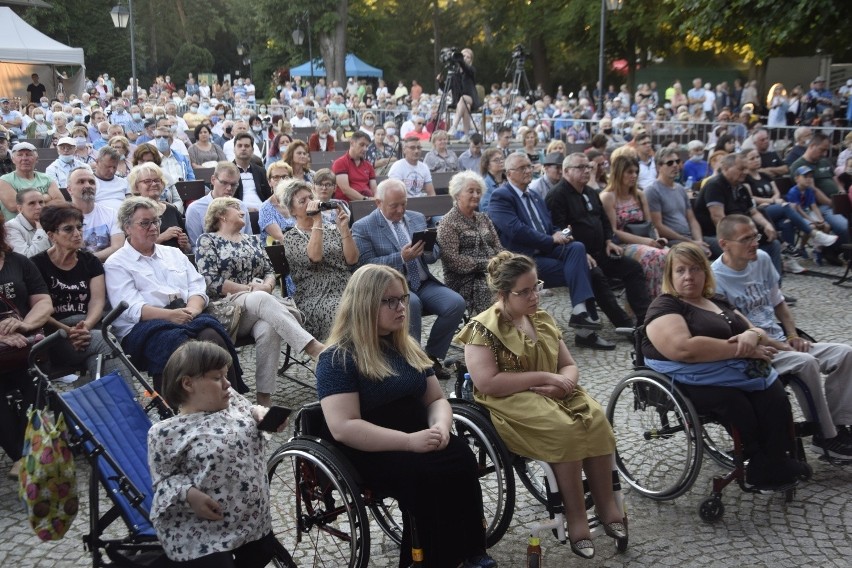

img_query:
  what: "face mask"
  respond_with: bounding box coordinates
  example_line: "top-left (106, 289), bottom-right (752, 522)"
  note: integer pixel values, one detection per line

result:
top-left (34, 115), bottom-right (44, 123)
top-left (75, 137), bottom-right (87, 147)
top-left (59, 153), bottom-right (75, 164)
top-left (40, 102), bottom-right (49, 108)
top-left (225, 113), bottom-right (233, 120)
top-left (689, 154), bottom-right (703, 162)
top-left (280, 145), bottom-right (288, 154)
top-left (603, 128), bottom-right (613, 135)
top-left (341, 119), bottom-right (350, 127)
top-left (117, 152), bottom-right (126, 160)
top-left (513, 113), bottom-right (520, 120)
top-left (73, 115), bottom-right (83, 123)
top-left (241, 114), bottom-right (251, 121)
top-left (155, 138), bottom-right (170, 152)
top-left (364, 119), bottom-right (374, 126)
top-left (252, 125), bottom-right (262, 132)
top-left (201, 103), bottom-right (209, 110)
top-left (537, 131), bottom-right (546, 142)
top-left (190, 106), bottom-right (199, 113)
top-left (259, 107), bottom-right (267, 114)
top-left (144, 112), bottom-right (154, 119)
top-left (114, 107), bottom-right (124, 114)
top-left (169, 124), bottom-right (178, 133)
top-left (132, 112), bottom-right (141, 120)
top-left (386, 127), bottom-right (396, 136)
top-left (526, 119), bottom-right (536, 127)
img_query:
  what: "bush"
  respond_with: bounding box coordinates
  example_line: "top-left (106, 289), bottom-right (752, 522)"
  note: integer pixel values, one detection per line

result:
top-left (167, 44), bottom-right (215, 84)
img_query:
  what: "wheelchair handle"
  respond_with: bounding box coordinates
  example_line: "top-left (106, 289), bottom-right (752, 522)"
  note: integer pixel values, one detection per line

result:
top-left (101, 301), bottom-right (129, 329)
top-left (28, 329), bottom-right (67, 371)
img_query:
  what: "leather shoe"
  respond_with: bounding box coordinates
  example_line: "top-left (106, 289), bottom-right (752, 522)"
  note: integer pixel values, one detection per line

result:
top-left (575, 332), bottom-right (616, 350)
top-left (430, 358), bottom-right (452, 381)
top-left (569, 313), bottom-right (603, 330)
top-left (603, 521), bottom-right (627, 540)
top-left (570, 538), bottom-right (595, 559)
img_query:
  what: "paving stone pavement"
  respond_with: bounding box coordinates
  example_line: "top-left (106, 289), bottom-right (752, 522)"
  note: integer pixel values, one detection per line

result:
top-left (1, 259), bottom-right (850, 567)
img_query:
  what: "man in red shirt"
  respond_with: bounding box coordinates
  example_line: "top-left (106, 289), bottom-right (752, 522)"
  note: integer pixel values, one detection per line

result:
top-left (332, 131), bottom-right (377, 201)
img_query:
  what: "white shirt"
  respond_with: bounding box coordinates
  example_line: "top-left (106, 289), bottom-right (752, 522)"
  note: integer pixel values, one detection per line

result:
top-left (223, 139), bottom-right (262, 161)
top-left (82, 202), bottom-right (121, 254)
top-left (104, 240), bottom-right (209, 340)
top-left (291, 116), bottom-right (312, 128)
top-left (638, 158), bottom-right (657, 191)
top-left (46, 156), bottom-right (88, 189)
top-left (4, 215), bottom-right (49, 257)
top-left (95, 175), bottom-right (130, 212)
top-left (239, 170), bottom-right (263, 209)
top-left (387, 159), bottom-right (432, 197)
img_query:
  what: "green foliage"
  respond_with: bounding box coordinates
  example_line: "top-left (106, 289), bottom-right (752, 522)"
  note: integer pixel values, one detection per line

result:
top-left (166, 44), bottom-right (214, 82)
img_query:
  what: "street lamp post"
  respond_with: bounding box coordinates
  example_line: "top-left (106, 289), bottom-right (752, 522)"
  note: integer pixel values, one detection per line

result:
top-left (110, 0), bottom-right (138, 102)
top-left (237, 43), bottom-right (253, 81)
top-left (291, 11), bottom-right (314, 88)
top-left (597, 0), bottom-right (623, 116)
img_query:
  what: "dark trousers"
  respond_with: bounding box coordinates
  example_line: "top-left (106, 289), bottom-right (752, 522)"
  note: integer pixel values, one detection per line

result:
top-left (535, 241), bottom-right (595, 307)
top-left (592, 254), bottom-right (650, 326)
top-left (151, 328), bottom-right (238, 392)
top-left (0, 370), bottom-right (34, 461)
top-left (167, 532), bottom-right (283, 568)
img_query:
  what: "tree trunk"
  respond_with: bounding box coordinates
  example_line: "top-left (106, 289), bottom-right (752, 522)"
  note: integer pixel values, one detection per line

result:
top-left (148, 0), bottom-right (158, 76)
top-left (174, 0), bottom-right (190, 43)
top-left (530, 35), bottom-right (550, 95)
top-left (319, 0), bottom-right (348, 86)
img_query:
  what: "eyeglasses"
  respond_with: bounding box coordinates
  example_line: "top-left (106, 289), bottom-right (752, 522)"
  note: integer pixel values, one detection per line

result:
top-left (317, 182), bottom-right (336, 189)
top-left (138, 177), bottom-right (163, 186)
top-left (154, 135), bottom-right (170, 140)
top-left (269, 174), bottom-right (289, 182)
top-left (732, 232), bottom-right (761, 245)
top-left (381, 294), bottom-right (410, 310)
top-left (134, 217), bottom-right (162, 230)
top-left (57, 223), bottom-right (84, 234)
top-left (508, 165), bottom-right (533, 172)
top-left (510, 280), bottom-right (544, 298)
top-left (489, 157), bottom-right (505, 163)
top-left (214, 176), bottom-right (239, 189)
top-left (662, 159), bottom-right (681, 167)
top-left (568, 164), bottom-right (592, 171)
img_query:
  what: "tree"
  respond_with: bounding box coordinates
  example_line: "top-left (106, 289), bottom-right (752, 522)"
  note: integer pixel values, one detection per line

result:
top-left (167, 44), bottom-right (214, 83)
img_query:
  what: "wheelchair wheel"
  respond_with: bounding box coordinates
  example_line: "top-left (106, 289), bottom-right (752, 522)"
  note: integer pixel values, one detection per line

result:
top-left (701, 421), bottom-right (736, 469)
top-left (606, 370), bottom-right (703, 500)
top-left (450, 400), bottom-right (515, 547)
top-left (267, 438), bottom-right (370, 568)
top-left (367, 495), bottom-right (403, 546)
top-left (698, 496), bottom-right (724, 523)
top-left (515, 458), bottom-right (548, 506)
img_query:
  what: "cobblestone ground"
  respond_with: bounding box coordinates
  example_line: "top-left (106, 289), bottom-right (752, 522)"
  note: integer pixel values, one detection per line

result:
top-left (1, 259), bottom-right (851, 567)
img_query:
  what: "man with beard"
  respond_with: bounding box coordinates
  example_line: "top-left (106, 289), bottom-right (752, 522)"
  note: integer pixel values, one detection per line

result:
top-left (67, 166), bottom-right (124, 261)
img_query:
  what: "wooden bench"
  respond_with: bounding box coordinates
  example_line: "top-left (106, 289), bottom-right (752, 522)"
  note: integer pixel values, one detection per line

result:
top-left (349, 194), bottom-right (454, 223)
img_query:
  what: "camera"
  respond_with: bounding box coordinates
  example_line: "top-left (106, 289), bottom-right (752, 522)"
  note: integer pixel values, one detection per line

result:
top-left (511, 44), bottom-right (528, 60)
top-left (439, 47), bottom-right (464, 66)
top-left (307, 199), bottom-right (346, 216)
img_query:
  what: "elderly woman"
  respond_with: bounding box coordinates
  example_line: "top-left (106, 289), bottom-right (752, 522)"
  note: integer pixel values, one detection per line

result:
top-left (71, 125), bottom-right (97, 164)
top-left (280, 179), bottom-right (358, 341)
top-left (643, 242), bottom-right (808, 488)
top-left (437, 171), bottom-right (504, 316)
top-left (108, 135), bottom-right (133, 177)
top-left (188, 123), bottom-right (227, 168)
top-left (311, 168), bottom-right (340, 223)
top-left (0, 215), bottom-right (52, 478)
top-left (284, 140), bottom-right (313, 183)
top-left (601, 153), bottom-right (668, 298)
top-left (127, 163), bottom-right (190, 252)
top-left (30, 203), bottom-right (133, 382)
top-left (357, 110), bottom-right (378, 140)
top-left (317, 264), bottom-right (495, 568)
top-left (257, 161), bottom-right (294, 244)
top-left (308, 122), bottom-right (335, 152)
top-left (424, 129), bottom-right (459, 173)
top-left (104, 197), bottom-right (245, 393)
top-left (478, 148), bottom-right (506, 213)
top-left (148, 341), bottom-right (284, 567)
top-left (456, 252), bottom-right (627, 559)
top-left (195, 196), bottom-right (324, 406)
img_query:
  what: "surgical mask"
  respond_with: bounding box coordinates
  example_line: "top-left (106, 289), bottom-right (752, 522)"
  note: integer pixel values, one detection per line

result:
top-left (117, 152), bottom-right (126, 160)
top-left (364, 119), bottom-right (375, 126)
top-left (513, 113), bottom-right (520, 120)
top-left (155, 138), bottom-right (170, 152)
top-left (190, 106), bottom-right (199, 113)
top-left (75, 137), bottom-right (87, 147)
top-left (526, 119), bottom-right (536, 127)
top-left (341, 119), bottom-right (350, 127)
top-left (40, 102), bottom-right (49, 108)
top-left (225, 113), bottom-right (234, 120)
top-left (144, 112), bottom-right (154, 119)
top-left (200, 103), bottom-right (209, 110)
top-left (59, 154), bottom-right (75, 164)
top-left (114, 107), bottom-right (124, 113)
top-left (252, 125), bottom-right (262, 132)
top-left (101, 133), bottom-right (110, 140)
top-left (280, 145), bottom-right (288, 154)
top-left (169, 124), bottom-right (178, 133)
top-left (537, 131), bottom-right (546, 142)
top-left (259, 107), bottom-right (267, 114)
top-left (689, 154), bottom-right (703, 162)
top-left (386, 127), bottom-right (396, 136)
top-left (34, 114), bottom-right (44, 122)
top-left (241, 114), bottom-right (251, 121)
top-left (73, 115), bottom-right (83, 123)
top-left (132, 112), bottom-right (141, 120)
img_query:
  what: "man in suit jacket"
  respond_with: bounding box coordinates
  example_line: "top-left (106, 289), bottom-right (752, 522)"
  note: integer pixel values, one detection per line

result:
top-left (353, 179), bottom-right (466, 379)
top-left (489, 152), bottom-right (615, 350)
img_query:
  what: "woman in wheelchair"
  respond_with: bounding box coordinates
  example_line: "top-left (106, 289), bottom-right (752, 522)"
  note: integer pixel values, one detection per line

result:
top-left (456, 251), bottom-right (626, 560)
top-left (148, 340), bottom-right (286, 567)
top-left (316, 264), bottom-right (497, 568)
top-left (642, 242), bottom-right (809, 489)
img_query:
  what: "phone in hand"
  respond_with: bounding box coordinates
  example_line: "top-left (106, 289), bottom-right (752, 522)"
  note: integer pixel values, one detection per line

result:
top-left (411, 229), bottom-right (438, 252)
top-left (257, 405), bottom-right (292, 432)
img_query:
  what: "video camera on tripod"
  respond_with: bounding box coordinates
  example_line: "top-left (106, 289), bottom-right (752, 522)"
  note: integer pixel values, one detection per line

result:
top-left (439, 47), bottom-right (465, 68)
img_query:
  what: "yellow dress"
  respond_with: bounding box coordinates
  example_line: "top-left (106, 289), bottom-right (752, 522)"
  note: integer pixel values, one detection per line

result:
top-left (454, 306), bottom-right (615, 462)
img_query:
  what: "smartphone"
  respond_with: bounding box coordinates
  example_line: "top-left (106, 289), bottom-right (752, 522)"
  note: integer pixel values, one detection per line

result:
top-left (252, 277), bottom-right (264, 285)
top-left (257, 405), bottom-right (292, 432)
top-left (411, 229), bottom-right (437, 252)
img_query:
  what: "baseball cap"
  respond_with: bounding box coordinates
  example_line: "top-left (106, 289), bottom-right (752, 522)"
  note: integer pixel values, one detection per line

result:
top-left (542, 152), bottom-right (565, 167)
top-left (813, 76), bottom-right (825, 82)
top-left (57, 136), bottom-right (75, 147)
top-left (11, 141), bottom-right (37, 152)
top-left (0, 97), bottom-right (9, 103)
top-left (794, 165), bottom-right (813, 176)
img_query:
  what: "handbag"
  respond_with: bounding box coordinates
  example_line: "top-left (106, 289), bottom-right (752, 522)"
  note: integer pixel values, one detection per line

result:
top-left (206, 293), bottom-right (246, 341)
top-left (623, 221), bottom-right (655, 238)
top-left (19, 399), bottom-right (79, 541)
top-left (275, 294), bottom-right (305, 326)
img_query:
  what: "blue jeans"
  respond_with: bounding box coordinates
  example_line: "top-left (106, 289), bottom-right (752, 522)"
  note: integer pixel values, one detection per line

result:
top-left (761, 203), bottom-right (812, 245)
top-left (408, 279), bottom-right (466, 360)
top-left (819, 204), bottom-right (849, 244)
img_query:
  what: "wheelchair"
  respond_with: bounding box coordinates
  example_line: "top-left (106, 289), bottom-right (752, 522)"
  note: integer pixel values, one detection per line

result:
top-left (606, 327), bottom-right (818, 522)
top-left (266, 399), bottom-right (515, 567)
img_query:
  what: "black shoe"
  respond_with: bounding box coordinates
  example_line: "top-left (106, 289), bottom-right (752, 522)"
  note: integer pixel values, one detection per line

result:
top-left (812, 433), bottom-right (852, 459)
top-left (429, 358), bottom-right (452, 381)
top-left (569, 313), bottom-right (603, 330)
top-left (822, 249), bottom-right (844, 266)
top-left (575, 332), bottom-right (616, 350)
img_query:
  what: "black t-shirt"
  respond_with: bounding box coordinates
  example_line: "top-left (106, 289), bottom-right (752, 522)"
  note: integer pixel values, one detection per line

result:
top-left (641, 294), bottom-right (748, 361)
top-left (30, 250), bottom-right (103, 319)
top-left (745, 172), bottom-right (775, 200)
top-left (545, 180), bottom-right (611, 257)
top-left (0, 252), bottom-right (49, 317)
top-left (159, 204), bottom-right (187, 249)
top-left (693, 174), bottom-right (755, 236)
top-left (27, 83), bottom-right (47, 103)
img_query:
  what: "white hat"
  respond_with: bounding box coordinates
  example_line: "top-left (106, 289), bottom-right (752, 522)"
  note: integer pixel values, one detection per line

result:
top-left (11, 141), bottom-right (37, 152)
top-left (57, 136), bottom-right (75, 147)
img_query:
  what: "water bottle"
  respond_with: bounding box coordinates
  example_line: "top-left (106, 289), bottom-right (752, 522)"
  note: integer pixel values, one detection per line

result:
top-left (461, 373), bottom-right (474, 401)
top-left (526, 535), bottom-right (542, 567)
top-left (685, 176), bottom-right (695, 199)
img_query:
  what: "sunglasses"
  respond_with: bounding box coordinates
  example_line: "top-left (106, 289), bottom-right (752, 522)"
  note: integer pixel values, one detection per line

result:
top-left (662, 159), bottom-right (681, 167)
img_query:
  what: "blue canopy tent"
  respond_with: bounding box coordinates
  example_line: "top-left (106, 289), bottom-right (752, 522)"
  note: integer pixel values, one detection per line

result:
top-left (289, 53), bottom-right (383, 78)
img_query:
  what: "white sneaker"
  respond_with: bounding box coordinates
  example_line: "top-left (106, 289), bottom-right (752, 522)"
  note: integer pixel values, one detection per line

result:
top-left (811, 230), bottom-right (839, 248)
top-left (784, 258), bottom-right (807, 274)
top-left (55, 373), bottom-right (79, 384)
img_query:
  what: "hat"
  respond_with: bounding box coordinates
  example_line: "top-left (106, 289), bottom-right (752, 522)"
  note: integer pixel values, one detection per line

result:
top-left (11, 141), bottom-right (37, 152)
top-left (814, 76), bottom-right (825, 82)
top-left (543, 152), bottom-right (564, 167)
top-left (56, 136), bottom-right (75, 147)
top-left (0, 97), bottom-right (8, 103)
top-left (0, 131), bottom-right (7, 140)
top-left (794, 165), bottom-right (813, 176)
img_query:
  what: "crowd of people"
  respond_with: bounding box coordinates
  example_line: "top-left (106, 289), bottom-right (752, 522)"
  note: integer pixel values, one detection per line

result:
top-left (2, 66), bottom-right (852, 565)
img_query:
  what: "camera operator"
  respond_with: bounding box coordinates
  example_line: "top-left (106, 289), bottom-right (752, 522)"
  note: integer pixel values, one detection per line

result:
top-left (443, 48), bottom-right (479, 142)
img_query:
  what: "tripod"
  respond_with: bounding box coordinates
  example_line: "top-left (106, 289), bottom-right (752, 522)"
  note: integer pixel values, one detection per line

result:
top-left (508, 53), bottom-right (533, 103)
top-left (438, 62), bottom-right (478, 139)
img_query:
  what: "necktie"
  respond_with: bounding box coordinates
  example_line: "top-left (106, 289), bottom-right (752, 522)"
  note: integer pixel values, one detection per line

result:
top-left (523, 193), bottom-right (545, 233)
top-left (393, 221), bottom-right (422, 291)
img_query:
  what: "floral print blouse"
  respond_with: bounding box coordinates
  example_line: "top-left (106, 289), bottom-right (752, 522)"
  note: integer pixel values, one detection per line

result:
top-left (195, 233), bottom-right (276, 300)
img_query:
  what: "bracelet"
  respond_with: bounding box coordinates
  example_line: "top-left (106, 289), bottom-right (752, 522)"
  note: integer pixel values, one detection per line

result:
top-left (786, 332), bottom-right (799, 340)
top-left (746, 328), bottom-right (764, 343)
top-left (342, 234), bottom-right (353, 239)
top-left (311, 226), bottom-right (324, 231)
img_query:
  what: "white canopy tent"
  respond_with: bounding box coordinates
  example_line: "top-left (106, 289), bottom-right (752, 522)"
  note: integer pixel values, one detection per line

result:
top-left (0, 6), bottom-right (86, 102)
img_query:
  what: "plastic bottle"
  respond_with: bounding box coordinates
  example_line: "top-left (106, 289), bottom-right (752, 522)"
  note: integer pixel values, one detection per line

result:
top-left (526, 534), bottom-right (542, 567)
top-left (684, 176), bottom-right (695, 199)
top-left (461, 373), bottom-right (474, 401)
